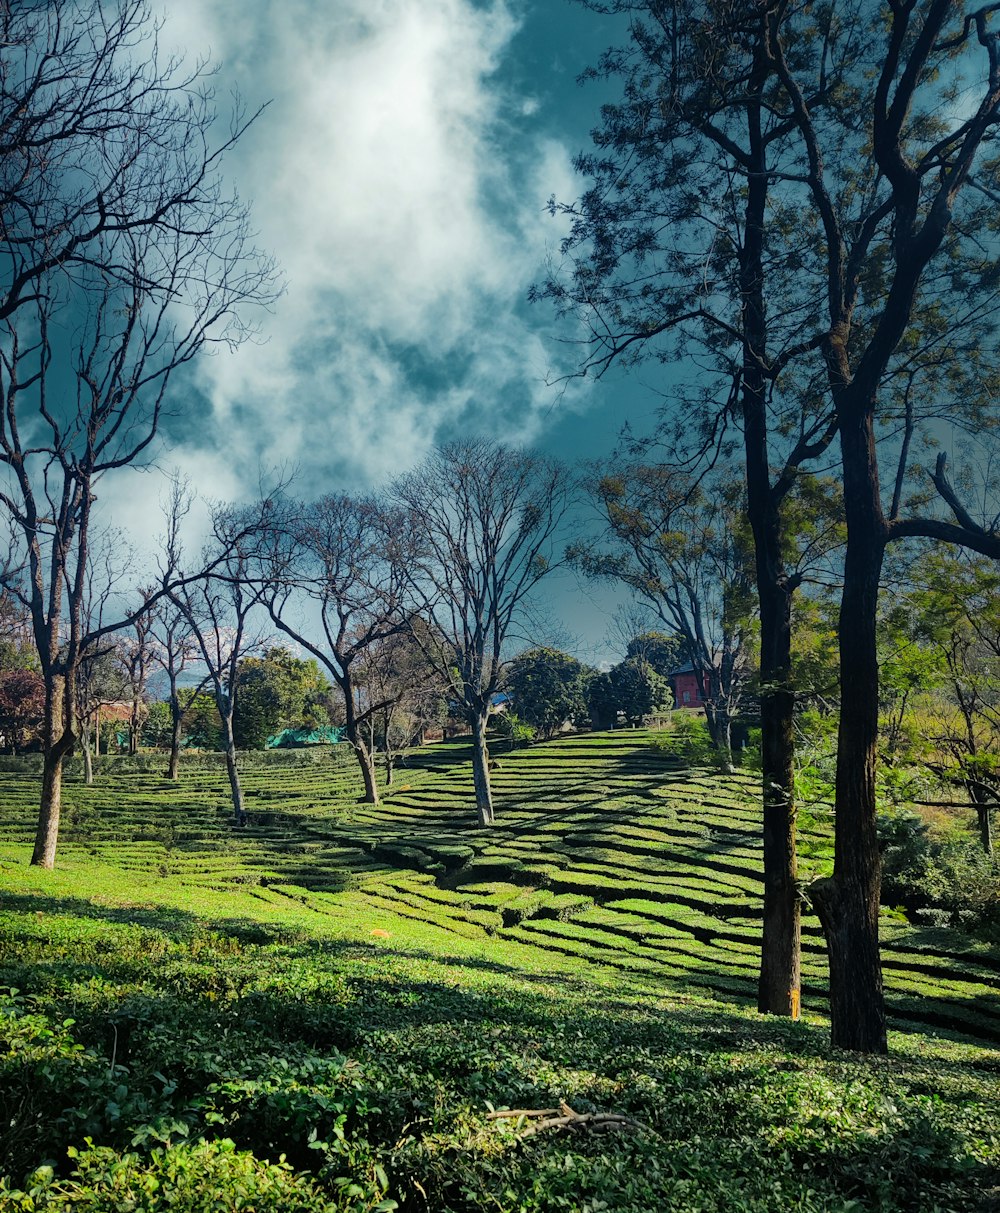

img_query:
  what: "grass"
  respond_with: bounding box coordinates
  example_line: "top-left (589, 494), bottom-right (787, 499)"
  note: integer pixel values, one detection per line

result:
top-left (0, 730), bottom-right (998, 1211)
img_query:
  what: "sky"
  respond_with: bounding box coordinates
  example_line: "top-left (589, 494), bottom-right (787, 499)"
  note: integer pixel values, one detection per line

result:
top-left (105, 0), bottom-right (672, 666)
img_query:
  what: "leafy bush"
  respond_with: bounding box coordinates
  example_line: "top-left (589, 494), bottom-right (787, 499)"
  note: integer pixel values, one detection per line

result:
top-left (1, 1138), bottom-right (359, 1212)
top-left (878, 809), bottom-right (1000, 929)
top-left (652, 715), bottom-right (717, 765)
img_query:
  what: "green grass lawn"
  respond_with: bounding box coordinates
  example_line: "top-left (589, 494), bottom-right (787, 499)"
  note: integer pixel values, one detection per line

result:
top-left (1, 732), bottom-right (998, 1211)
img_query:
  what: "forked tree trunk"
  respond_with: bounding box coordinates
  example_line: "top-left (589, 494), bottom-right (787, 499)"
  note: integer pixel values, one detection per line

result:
top-left (342, 680), bottom-right (379, 804)
top-left (811, 406), bottom-right (887, 1054)
top-left (471, 712), bottom-right (495, 826)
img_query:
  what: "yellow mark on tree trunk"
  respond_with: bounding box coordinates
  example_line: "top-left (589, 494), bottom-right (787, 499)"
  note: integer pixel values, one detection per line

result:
top-left (791, 988), bottom-right (801, 1019)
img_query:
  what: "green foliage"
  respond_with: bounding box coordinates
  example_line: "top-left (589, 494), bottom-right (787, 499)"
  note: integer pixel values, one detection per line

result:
top-left (625, 631), bottom-right (683, 677)
top-left (507, 648), bottom-right (589, 739)
top-left (234, 650), bottom-right (333, 751)
top-left (180, 694), bottom-right (223, 752)
top-left (0, 732), bottom-right (998, 1211)
top-left (587, 659), bottom-right (672, 729)
top-left (140, 702), bottom-right (174, 749)
top-left (2, 1138), bottom-right (349, 1211)
top-left (652, 715), bottom-right (717, 766)
top-left (879, 809), bottom-right (1000, 928)
top-left (490, 710), bottom-right (536, 750)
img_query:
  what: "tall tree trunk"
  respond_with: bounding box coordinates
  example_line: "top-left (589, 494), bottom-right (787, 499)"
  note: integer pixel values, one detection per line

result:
top-left (31, 677), bottom-right (73, 869)
top-left (353, 734), bottom-right (380, 804)
top-left (220, 718), bottom-right (245, 825)
top-left (701, 687), bottom-right (734, 771)
top-left (167, 694), bottom-right (182, 780)
top-left (471, 712), bottom-right (495, 826)
top-left (756, 578), bottom-right (801, 1018)
top-left (740, 61), bottom-right (801, 1019)
top-left (342, 679), bottom-right (379, 804)
top-left (81, 720), bottom-right (94, 785)
top-left (811, 405), bottom-right (887, 1054)
top-left (975, 798), bottom-right (993, 856)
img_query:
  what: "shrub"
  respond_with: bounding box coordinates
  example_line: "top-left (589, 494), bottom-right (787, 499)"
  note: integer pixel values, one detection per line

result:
top-left (652, 715), bottom-right (717, 765)
top-left (878, 809), bottom-right (1000, 930)
top-left (1, 1138), bottom-right (359, 1212)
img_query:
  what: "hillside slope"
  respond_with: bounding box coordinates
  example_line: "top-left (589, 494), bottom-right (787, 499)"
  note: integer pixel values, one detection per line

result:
top-left (1, 730), bottom-right (997, 1042)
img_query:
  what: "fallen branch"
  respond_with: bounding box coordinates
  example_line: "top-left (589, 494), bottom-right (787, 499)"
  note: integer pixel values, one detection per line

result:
top-left (487, 1101), bottom-right (656, 1139)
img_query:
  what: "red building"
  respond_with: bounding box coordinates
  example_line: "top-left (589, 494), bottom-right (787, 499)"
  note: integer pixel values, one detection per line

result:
top-left (670, 664), bottom-right (710, 709)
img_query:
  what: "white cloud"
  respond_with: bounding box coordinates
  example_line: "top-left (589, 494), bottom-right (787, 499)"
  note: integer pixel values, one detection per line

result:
top-left (151, 0), bottom-right (585, 498)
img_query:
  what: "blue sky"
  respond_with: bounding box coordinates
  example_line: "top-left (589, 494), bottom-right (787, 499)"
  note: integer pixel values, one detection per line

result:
top-left (107, 0), bottom-right (671, 665)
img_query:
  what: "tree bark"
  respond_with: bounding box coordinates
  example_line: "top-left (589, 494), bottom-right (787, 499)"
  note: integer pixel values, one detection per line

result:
top-left (976, 800), bottom-right (993, 857)
top-left (471, 712), bottom-right (495, 826)
top-left (703, 679), bottom-right (735, 772)
top-left (354, 735), bottom-right (379, 804)
top-left (812, 402), bottom-right (888, 1054)
top-left (756, 579), bottom-right (801, 1018)
top-left (81, 722), bottom-right (94, 785)
top-left (219, 719), bottom-right (245, 825)
top-left (167, 701), bottom-right (182, 780)
top-left (741, 57), bottom-right (801, 1019)
top-left (31, 677), bottom-right (73, 869)
top-left (343, 692), bottom-right (379, 804)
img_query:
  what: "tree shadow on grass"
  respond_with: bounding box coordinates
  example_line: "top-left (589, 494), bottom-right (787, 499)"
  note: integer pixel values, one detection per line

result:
top-left (3, 914), bottom-right (998, 1213)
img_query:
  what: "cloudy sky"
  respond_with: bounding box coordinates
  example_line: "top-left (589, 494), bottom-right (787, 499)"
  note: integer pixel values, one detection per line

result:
top-left (115, 0), bottom-right (666, 662)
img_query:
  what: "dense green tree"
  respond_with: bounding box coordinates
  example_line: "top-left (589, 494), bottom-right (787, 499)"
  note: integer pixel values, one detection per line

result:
top-left (610, 658), bottom-right (673, 726)
top-left (141, 701), bottom-right (174, 750)
top-left (585, 657), bottom-right (672, 729)
top-left (508, 648), bottom-right (589, 740)
top-left (180, 693), bottom-right (223, 753)
top-left (586, 670), bottom-right (619, 732)
top-left (233, 648), bottom-right (332, 750)
top-left (626, 632), bottom-right (683, 679)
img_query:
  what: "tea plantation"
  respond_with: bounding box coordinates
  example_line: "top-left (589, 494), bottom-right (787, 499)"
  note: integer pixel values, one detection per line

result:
top-left (1, 731), bottom-right (998, 1211)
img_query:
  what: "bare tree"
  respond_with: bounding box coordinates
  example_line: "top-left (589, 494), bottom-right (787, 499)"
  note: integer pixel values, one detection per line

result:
top-left (169, 508), bottom-right (269, 825)
top-left (354, 625), bottom-right (448, 784)
top-left (259, 495), bottom-right (409, 806)
top-left (148, 594), bottom-right (203, 780)
top-left (0, 1), bottom-right (278, 867)
top-left (117, 603), bottom-right (157, 756)
top-left (387, 440), bottom-right (573, 826)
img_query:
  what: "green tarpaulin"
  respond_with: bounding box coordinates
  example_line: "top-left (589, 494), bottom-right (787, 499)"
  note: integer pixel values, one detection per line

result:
top-left (265, 726), bottom-right (344, 749)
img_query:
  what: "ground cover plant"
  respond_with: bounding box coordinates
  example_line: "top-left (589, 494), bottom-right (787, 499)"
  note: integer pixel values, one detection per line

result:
top-left (1, 731), bottom-right (999, 1211)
